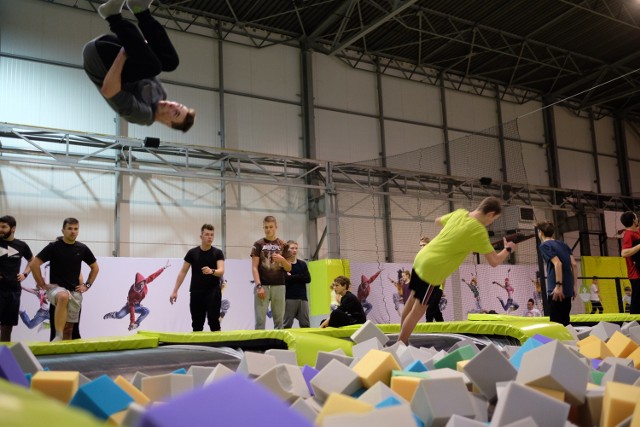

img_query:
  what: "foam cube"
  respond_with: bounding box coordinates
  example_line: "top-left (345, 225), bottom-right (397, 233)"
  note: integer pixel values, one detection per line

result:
top-left (434, 345), bottom-right (477, 370)
top-left (315, 392), bottom-right (373, 426)
top-left (590, 322), bottom-right (621, 341)
top-left (137, 374), bottom-right (313, 427)
top-left (600, 363), bottom-right (640, 386)
top-left (323, 404), bottom-right (417, 427)
top-left (598, 357), bottom-right (633, 372)
top-left (8, 342), bottom-right (42, 376)
top-left (490, 381), bottom-right (569, 427)
top-left (576, 388), bottom-right (604, 427)
top-left (69, 374), bottom-right (134, 420)
top-left (516, 340), bottom-right (589, 405)
top-left (606, 331), bottom-right (639, 358)
top-left (627, 325), bottom-right (640, 344)
top-left (256, 363), bottom-right (311, 402)
top-left (141, 373), bottom-right (193, 402)
top-left (411, 375), bottom-right (475, 427)
top-left (352, 349), bottom-right (401, 388)
top-left (350, 320), bottom-right (389, 346)
top-left (358, 381), bottom-right (406, 406)
top-left (31, 370), bottom-right (79, 403)
top-left (0, 345), bottom-right (28, 388)
top-left (579, 338), bottom-right (614, 360)
top-left (381, 341), bottom-right (405, 366)
top-left (203, 363), bottom-right (235, 386)
top-left (186, 366), bottom-right (216, 388)
top-left (236, 351), bottom-right (277, 378)
top-left (448, 339), bottom-right (480, 354)
top-left (445, 414), bottom-right (487, 426)
top-left (265, 349), bottom-right (299, 366)
top-left (310, 359), bottom-right (362, 403)
top-left (301, 365), bottom-right (319, 396)
top-left (502, 417), bottom-right (540, 427)
top-left (291, 396), bottom-right (318, 422)
top-left (130, 371), bottom-right (148, 390)
top-left (628, 347), bottom-right (640, 369)
top-left (390, 375), bottom-right (422, 402)
top-left (463, 344), bottom-right (517, 401)
top-left (509, 338), bottom-right (545, 370)
top-left (315, 351), bottom-right (354, 370)
top-left (352, 337), bottom-right (383, 360)
top-left (600, 381), bottom-right (640, 427)
top-left (114, 375), bottom-right (151, 406)
top-left (406, 359), bottom-right (428, 373)
top-left (468, 392), bottom-right (489, 423)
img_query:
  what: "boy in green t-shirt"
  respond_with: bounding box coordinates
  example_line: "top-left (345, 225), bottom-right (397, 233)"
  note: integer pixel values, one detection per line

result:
top-left (399, 197), bottom-right (517, 344)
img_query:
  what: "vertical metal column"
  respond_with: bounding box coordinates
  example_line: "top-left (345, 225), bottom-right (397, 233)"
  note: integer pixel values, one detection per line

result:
top-left (376, 59), bottom-right (393, 262)
top-left (113, 118), bottom-right (127, 257)
top-left (495, 86), bottom-right (508, 183)
top-left (217, 25), bottom-right (227, 254)
top-left (301, 45), bottom-right (318, 260)
top-left (614, 115), bottom-right (631, 197)
top-left (325, 162), bottom-right (340, 259)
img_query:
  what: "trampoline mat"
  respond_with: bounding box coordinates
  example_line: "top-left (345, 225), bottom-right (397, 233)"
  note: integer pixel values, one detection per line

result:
top-left (37, 345), bottom-right (242, 380)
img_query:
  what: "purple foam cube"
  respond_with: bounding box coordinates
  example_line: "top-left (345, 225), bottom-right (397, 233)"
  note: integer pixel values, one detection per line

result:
top-left (301, 365), bottom-right (319, 396)
top-left (0, 345), bottom-right (28, 388)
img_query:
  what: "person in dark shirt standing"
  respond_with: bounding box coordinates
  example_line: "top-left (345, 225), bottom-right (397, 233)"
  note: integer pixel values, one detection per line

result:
top-left (251, 216), bottom-right (291, 330)
top-left (283, 240), bottom-right (311, 328)
top-left (537, 221), bottom-right (578, 326)
top-left (30, 218), bottom-right (99, 341)
top-left (0, 215), bottom-right (33, 342)
top-left (170, 224), bottom-right (225, 331)
top-left (320, 276), bottom-right (366, 328)
top-left (83, 0), bottom-right (195, 130)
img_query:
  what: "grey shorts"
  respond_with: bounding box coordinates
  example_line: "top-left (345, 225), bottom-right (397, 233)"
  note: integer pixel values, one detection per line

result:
top-left (46, 285), bottom-right (83, 323)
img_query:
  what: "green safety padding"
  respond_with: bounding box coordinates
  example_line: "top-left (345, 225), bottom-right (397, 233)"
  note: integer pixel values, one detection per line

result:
top-left (308, 259), bottom-right (350, 316)
top-left (570, 314), bottom-right (640, 323)
top-left (0, 379), bottom-right (104, 427)
top-left (25, 334), bottom-right (158, 356)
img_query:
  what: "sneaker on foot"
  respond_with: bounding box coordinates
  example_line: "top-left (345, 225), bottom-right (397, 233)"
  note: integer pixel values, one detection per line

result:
top-left (128, 323), bottom-right (139, 331)
top-left (52, 335), bottom-right (63, 342)
top-left (98, 0), bottom-right (127, 19)
top-left (127, 0), bottom-right (153, 14)
top-left (103, 312), bottom-right (117, 319)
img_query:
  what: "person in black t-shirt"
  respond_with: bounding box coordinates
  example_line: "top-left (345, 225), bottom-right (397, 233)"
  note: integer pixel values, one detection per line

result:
top-left (283, 240), bottom-right (311, 328)
top-left (320, 276), bottom-right (366, 328)
top-left (170, 224), bottom-right (225, 331)
top-left (30, 218), bottom-right (99, 341)
top-left (0, 215), bottom-right (34, 342)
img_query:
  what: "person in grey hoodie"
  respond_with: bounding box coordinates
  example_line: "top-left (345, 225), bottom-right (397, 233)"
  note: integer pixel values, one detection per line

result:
top-left (83, 0), bottom-right (195, 131)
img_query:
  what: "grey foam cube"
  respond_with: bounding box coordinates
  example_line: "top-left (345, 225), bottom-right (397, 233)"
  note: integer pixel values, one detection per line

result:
top-left (141, 373), bottom-right (194, 402)
top-left (448, 339), bottom-right (480, 355)
top-left (590, 322), bottom-right (621, 341)
top-left (290, 397), bottom-right (318, 422)
top-left (310, 358), bottom-right (362, 403)
top-left (9, 342), bottom-right (42, 375)
top-left (357, 381), bottom-right (406, 405)
top-left (186, 366), bottom-right (216, 388)
top-left (600, 363), bottom-right (640, 386)
top-left (78, 373), bottom-right (91, 387)
top-left (445, 414), bottom-right (487, 427)
top-left (131, 371), bottom-right (148, 390)
top-left (236, 351), bottom-right (277, 378)
top-left (255, 363), bottom-right (311, 402)
top-left (620, 321), bottom-right (639, 337)
top-left (490, 381), bottom-right (569, 427)
top-left (315, 351), bottom-right (353, 371)
top-left (575, 388), bottom-right (603, 427)
top-left (614, 415), bottom-right (633, 427)
top-left (350, 320), bottom-right (389, 346)
top-left (323, 404), bottom-right (416, 427)
top-left (203, 363), bottom-right (235, 386)
top-left (598, 357), bottom-right (634, 372)
top-left (503, 417), bottom-right (540, 427)
top-left (576, 327), bottom-right (593, 340)
top-left (121, 402), bottom-right (146, 427)
top-left (627, 325), bottom-right (640, 344)
top-left (411, 375), bottom-right (475, 427)
top-left (463, 344), bottom-right (517, 401)
top-left (565, 325), bottom-right (580, 341)
top-left (265, 349), bottom-right (299, 366)
top-left (352, 337), bottom-right (383, 360)
top-left (469, 392), bottom-right (489, 423)
top-left (380, 341), bottom-right (404, 366)
top-left (516, 340), bottom-right (589, 405)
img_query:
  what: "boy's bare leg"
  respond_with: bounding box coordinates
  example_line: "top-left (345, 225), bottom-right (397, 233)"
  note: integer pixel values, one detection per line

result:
top-left (398, 300), bottom-right (427, 345)
top-left (53, 292), bottom-right (70, 341)
top-left (400, 290), bottom-right (416, 327)
top-left (63, 323), bottom-right (75, 340)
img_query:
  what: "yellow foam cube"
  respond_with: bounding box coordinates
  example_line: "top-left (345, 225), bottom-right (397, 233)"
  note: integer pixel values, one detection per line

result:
top-left (628, 346), bottom-right (640, 369)
top-left (631, 400), bottom-right (640, 427)
top-left (527, 385), bottom-right (566, 402)
top-left (31, 371), bottom-right (79, 403)
top-left (606, 331), bottom-right (639, 358)
top-left (579, 338), bottom-right (614, 360)
top-left (352, 349), bottom-right (401, 388)
top-left (115, 375), bottom-right (151, 406)
top-left (107, 409), bottom-right (127, 425)
top-left (390, 376), bottom-right (421, 402)
top-left (601, 381), bottom-right (640, 427)
top-left (456, 360), bottom-right (470, 372)
top-left (315, 392), bottom-right (373, 425)
top-left (577, 335), bottom-right (601, 348)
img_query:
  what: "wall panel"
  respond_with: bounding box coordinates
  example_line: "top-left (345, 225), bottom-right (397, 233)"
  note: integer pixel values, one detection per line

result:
top-left (315, 109), bottom-right (380, 162)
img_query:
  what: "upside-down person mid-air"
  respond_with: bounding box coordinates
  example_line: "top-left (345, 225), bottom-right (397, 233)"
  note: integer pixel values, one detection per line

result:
top-left (83, 0), bottom-right (195, 131)
top-left (103, 261), bottom-right (170, 330)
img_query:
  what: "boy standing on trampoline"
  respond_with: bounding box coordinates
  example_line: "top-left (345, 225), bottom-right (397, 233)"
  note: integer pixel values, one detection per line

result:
top-left (83, 0), bottom-right (195, 131)
top-left (399, 197), bottom-right (516, 345)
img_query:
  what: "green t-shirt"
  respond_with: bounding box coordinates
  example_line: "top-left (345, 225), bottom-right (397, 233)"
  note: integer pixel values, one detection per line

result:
top-left (412, 209), bottom-right (495, 286)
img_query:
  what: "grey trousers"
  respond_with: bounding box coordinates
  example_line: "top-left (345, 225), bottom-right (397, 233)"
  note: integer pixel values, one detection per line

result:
top-left (283, 299), bottom-right (310, 328)
top-left (254, 284), bottom-right (285, 329)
